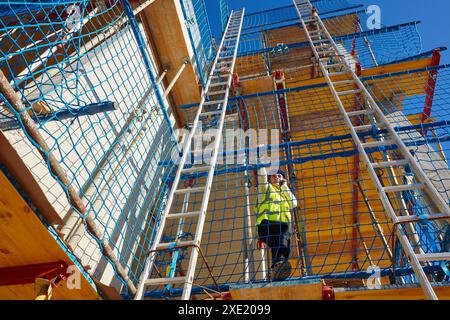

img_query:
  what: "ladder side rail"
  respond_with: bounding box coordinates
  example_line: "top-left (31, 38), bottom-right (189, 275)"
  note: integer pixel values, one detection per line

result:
top-left (309, 7), bottom-right (438, 257)
top-left (311, 10), bottom-right (450, 217)
top-left (293, 0), bottom-right (445, 300)
top-left (318, 60), bottom-right (439, 300)
top-left (133, 12), bottom-right (238, 300)
top-left (181, 9), bottom-right (246, 300)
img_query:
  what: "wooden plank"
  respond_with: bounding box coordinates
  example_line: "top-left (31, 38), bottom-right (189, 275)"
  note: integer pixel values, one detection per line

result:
top-left (264, 13), bottom-right (359, 47)
top-left (142, 0), bottom-right (202, 127)
top-left (0, 131), bottom-right (62, 226)
top-left (240, 76), bottom-right (274, 96)
top-left (287, 58), bottom-right (431, 95)
top-left (334, 284), bottom-right (450, 300)
top-left (229, 280), bottom-right (324, 300)
top-left (0, 171), bottom-right (100, 300)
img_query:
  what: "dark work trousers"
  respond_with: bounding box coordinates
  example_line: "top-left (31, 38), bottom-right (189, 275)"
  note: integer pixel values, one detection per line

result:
top-left (257, 220), bottom-right (291, 266)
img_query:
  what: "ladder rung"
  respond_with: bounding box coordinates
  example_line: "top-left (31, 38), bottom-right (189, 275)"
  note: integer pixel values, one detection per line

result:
top-left (346, 109), bottom-right (374, 117)
top-left (337, 89), bottom-right (362, 96)
top-left (174, 186), bottom-right (205, 194)
top-left (214, 68), bottom-right (230, 73)
top-left (200, 110), bottom-right (222, 117)
top-left (383, 184), bottom-right (424, 193)
top-left (145, 276), bottom-right (187, 286)
top-left (315, 45), bottom-right (332, 50)
top-left (204, 100), bottom-right (225, 106)
top-left (416, 253), bottom-right (450, 262)
top-left (211, 75), bottom-right (227, 80)
top-left (317, 50), bottom-right (335, 54)
top-left (182, 165), bottom-right (211, 174)
top-left (361, 140), bottom-right (395, 148)
top-left (320, 54), bottom-right (344, 60)
top-left (315, 41), bottom-right (331, 45)
top-left (354, 124), bottom-right (385, 132)
top-left (334, 79), bottom-right (355, 85)
top-left (166, 211), bottom-right (202, 220)
top-left (156, 240), bottom-right (196, 250)
top-left (210, 82), bottom-right (228, 87)
top-left (328, 71), bottom-right (350, 77)
top-left (324, 63), bottom-right (345, 69)
top-left (314, 41), bottom-right (328, 46)
top-left (208, 90), bottom-right (227, 96)
top-left (371, 159), bottom-right (409, 169)
top-left (217, 57), bottom-right (233, 62)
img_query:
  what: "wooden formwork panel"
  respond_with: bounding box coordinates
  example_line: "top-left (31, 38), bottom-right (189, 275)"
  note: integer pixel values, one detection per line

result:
top-left (263, 13), bottom-right (359, 48)
top-left (142, 0), bottom-right (202, 126)
top-left (0, 171), bottom-right (101, 300)
top-left (143, 57), bottom-right (438, 293)
top-left (334, 284), bottom-right (450, 300)
top-left (230, 280), bottom-right (323, 300)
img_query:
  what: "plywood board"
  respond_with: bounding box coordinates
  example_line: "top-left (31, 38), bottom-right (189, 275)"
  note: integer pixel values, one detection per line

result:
top-left (142, 0), bottom-right (202, 126)
top-left (0, 171), bottom-right (100, 300)
top-left (229, 280), bottom-right (323, 300)
top-left (334, 284), bottom-right (450, 300)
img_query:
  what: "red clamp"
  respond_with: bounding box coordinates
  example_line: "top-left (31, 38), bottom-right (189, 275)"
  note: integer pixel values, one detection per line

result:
top-left (232, 73), bottom-right (240, 89)
top-left (0, 261), bottom-right (70, 287)
top-left (184, 178), bottom-right (196, 188)
top-left (257, 239), bottom-right (266, 249)
top-left (322, 285), bottom-right (335, 300)
top-left (221, 292), bottom-right (233, 300)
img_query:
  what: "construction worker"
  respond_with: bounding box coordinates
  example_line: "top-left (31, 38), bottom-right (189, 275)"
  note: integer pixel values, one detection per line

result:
top-left (255, 166), bottom-right (298, 280)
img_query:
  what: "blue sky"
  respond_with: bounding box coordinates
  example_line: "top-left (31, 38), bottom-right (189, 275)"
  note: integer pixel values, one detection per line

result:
top-left (205, 0), bottom-right (450, 64)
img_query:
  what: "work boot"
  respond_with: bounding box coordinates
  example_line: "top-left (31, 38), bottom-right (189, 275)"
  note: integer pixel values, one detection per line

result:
top-left (271, 260), bottom-right (292, 281)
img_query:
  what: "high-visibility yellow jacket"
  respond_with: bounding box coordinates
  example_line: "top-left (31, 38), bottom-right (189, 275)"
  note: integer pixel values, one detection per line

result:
top-left (255, 167), bottom-right (297, 225)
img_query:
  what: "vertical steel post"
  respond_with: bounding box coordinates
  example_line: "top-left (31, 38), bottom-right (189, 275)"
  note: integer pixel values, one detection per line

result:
top-left (273, 70), bottom-right (310, 275)
top-left (234, 78), bottom-right (257, 283)
top-left (351, 63), bottom-right (362, 271)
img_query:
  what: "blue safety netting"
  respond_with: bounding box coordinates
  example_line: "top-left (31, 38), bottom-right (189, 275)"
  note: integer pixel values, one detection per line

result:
top-left (146, 64), bottom-right (450, 298)
top-left (0, 0), bottom-right (180, 295)
top-left (219, 0), bottom-right (229, 33)
top-left (233, 10), bottom-right (422, 82)
top-left (240, 0), bottom-right (362, 32)
top-left (1, 0), bottom-right (448, 300)
top-left (179, 0), bottom-right (216, 88)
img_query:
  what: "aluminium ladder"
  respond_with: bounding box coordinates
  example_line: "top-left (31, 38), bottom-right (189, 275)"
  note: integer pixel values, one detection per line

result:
top-left (293, 0), bottom-right (450, 300)
top-left (134, 9), bottom-right (245, 300)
